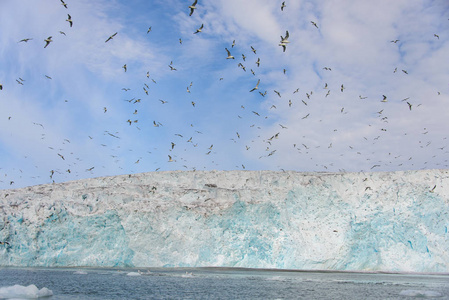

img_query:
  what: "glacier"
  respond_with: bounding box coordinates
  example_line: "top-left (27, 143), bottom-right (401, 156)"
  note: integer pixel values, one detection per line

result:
top-left (0, 169), bottom-right (448, 272)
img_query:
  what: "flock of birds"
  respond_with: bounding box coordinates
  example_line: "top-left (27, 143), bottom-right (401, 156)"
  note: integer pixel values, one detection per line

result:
top-left (1, 0), bottom-right (448, 189)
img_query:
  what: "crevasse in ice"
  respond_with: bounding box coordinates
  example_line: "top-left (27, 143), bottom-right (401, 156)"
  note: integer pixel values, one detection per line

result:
top-left (0, 170), bottom-right (448, 272)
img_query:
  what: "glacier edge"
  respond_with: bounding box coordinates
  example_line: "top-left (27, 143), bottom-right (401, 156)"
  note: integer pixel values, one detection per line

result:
top-left (0, 169), bottom-right (448, 272)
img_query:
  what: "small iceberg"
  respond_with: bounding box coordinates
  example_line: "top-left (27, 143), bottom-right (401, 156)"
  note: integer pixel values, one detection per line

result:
top-left (181, 272), bottom-right (194, 278)
top-left (399, 290), bottom-right (442, 297)
top-left (0, 284), bottom-right (53, 298)
top-left (126, 272), bottom-right (141, 276)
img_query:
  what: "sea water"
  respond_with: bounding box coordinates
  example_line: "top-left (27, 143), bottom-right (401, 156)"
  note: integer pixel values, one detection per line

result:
top-left (0, 267), bottom-right (448, 299)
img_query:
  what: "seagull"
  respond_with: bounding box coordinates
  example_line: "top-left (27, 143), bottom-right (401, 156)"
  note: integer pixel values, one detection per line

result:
top-left (189, 0), bottom-right (198, 16)
top-left (250, 79), bottom-right (260, 92)
top-left (279, 30), bottom-right (290, 52)
top-left (147, 26), bottom-right (152, 33)
top-left (225, 48), bottom-right (234, 59)
top-left (123, 64), bottom-right (127, 72)
top-left (434, 34), bottom-right (439, 39)
top-left (242, 54), bottom-right (246, 61)
top-left (231, 40), bottom-right (235, 48)
top-left (340, 84), bottom-right (345, 92)
top-left (0, 241), bottom-right (10, 246)
top-left (19, 38), bottom-right (32, 43)
top-left (59, 31), bottom-right (66, 35)
top-left (251, 46), bottom-right (257, 54)
top-left (280, 30), bottom-right (289, 44)
top-left (281, 1), bottom-right (286, 11)
top-left (311, 21), bottom-right (318, 28)
top-left (407, 102), bottom-right (412, 110)
top-left (168, 155), bottom-right (173, 162)
top-left (381, 95), bottom-right (387, 102)
top-left (255, 57), bottom-right (260, 67)
top-left (390, 39), bottom-right (400, 43)
top-left (60, 0), bottom-right (68, 8)
top-left (44, 36), bottom-right (52, 48)
top-left (105, 32), bottom-right (117, 43)
top-left (66, 14), bottom-right (72, 27)
top-left (193, 24), bottom-right (203, 34)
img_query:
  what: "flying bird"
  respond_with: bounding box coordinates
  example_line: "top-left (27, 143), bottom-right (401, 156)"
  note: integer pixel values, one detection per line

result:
top-left (189, 0), bottom-right (198, 16)
top-left (147, 26), bottom-right (152, 33)
top-left (105, 32), bottom-right (117, 43)
top-left (122, 64), bottom-right (127, 72)
top-left (225, 48), bottom-right (234, 59)
top-left (250, 79), bottom-right (260, 92)
top-left (251, 46), bottom-right (257, 54)
top-left (60, 0), bottom-right (68, 8)
top-left (194, 24), bottom-right (203, 34)
top-left (279, 30), bottom-right (290, 52)
top-left (168, 61), bottom-right (177, 71)
top-left (281, 1), bottom-right (286, 11)
top-left (311, 21), bottom-right (318, 28)
top-left (66, 14), bottom-right (72, 27)
top-left (44, 36), bottom-right (52, 48)
top-left (19, 38), bottom-right (32, 43)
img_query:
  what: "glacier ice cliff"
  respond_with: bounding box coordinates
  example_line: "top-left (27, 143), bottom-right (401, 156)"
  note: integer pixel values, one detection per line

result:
top-left (0, 170), bottom-right (448, 272)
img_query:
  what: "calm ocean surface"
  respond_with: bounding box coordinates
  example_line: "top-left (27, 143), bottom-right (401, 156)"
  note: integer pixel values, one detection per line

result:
top-left (0, 267), bottom-right (448, 299)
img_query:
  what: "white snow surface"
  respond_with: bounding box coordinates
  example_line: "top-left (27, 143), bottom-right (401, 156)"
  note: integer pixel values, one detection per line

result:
top-left (0, 169), bottom-right (448, 272)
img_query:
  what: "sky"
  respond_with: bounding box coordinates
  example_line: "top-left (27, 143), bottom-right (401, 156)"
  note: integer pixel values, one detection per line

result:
top-left (1, 0), bottom-right (449, 189)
